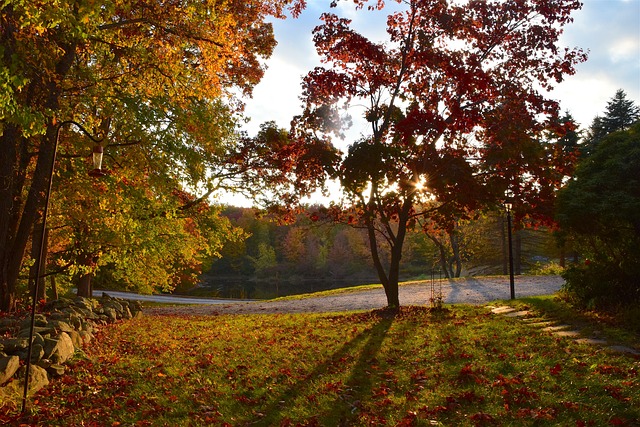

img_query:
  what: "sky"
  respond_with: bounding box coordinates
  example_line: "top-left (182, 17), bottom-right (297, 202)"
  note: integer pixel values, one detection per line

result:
top-left (243, 0), bottom-right (639, 133)
top-left (227, 0), bottom-right (640, 206)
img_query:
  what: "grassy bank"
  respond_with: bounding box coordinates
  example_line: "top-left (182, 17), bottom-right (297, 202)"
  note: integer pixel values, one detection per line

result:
top-left (3, 300), bottom-right (638, 426)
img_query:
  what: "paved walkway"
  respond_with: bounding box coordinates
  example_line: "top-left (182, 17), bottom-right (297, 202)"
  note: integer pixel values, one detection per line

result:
top-left (144, 275), bottom-right (564, 316)
top-left (489, 305), bottom-right (640, 356)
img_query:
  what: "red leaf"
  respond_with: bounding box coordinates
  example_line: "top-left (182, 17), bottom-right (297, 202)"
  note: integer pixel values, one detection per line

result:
top-left (609, 418), bottom-right (630, 426)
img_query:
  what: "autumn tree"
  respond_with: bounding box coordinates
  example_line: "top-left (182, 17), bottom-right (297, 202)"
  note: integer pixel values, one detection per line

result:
top-left (0, 0), bottom-right (304, 312)
top-left (582, 89), bottom-right (640, 155)
top-left (553, 111), bottom-right (581, 153)
top-left (51, 178), bottom-right (241, 298)
top-left (288, 0), bottom-right (585, 307)
top-left (326, 227), bottom-right (371, 279)
top-left (419, 219), bottom-right (465, 279)
top-left (282, 227), bottom-right (308, 266)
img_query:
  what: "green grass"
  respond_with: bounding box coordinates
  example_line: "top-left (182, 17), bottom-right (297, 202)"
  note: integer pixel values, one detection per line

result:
top-left (268, 282), bottom-right (383, 301)
top-left (184, 281), bottom-right (386, 301)
top-left (503, 295), bottom-right (640, 348)
top-left (186, 275), bottom-right (515, 302)
top-left (3, 300), bottom-right (639, 426)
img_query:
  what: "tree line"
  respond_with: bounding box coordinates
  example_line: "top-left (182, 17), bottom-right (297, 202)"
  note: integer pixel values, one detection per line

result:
top-left (1, 0), bottom-right (637, 312)
top-left (202, 206), bottom-right (562, 299)
top-left (556, 90), bottom-right (640, 308)
top-left (204, 88), bottom-right (639, 305)
top-left (0, 0), bottom-right (305, 311)
top-left (222, 0), bottom-right (588, 308)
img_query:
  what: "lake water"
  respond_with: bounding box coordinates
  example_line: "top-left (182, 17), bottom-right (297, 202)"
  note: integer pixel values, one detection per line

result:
top-left (197, 277), bottom-right (379, 300)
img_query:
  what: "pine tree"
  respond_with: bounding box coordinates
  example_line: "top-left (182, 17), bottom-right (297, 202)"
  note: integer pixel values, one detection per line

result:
top-left (602, 89), bottom-right (640, 133)
top-left (556, 111), bottom-right (581, 153)
top-left (583, 89), bottom-right (640, 155)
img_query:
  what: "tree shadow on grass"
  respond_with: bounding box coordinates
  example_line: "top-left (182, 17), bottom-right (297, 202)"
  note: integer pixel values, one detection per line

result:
top-left (252, 308), bottom-right (399, 426)
top-left (445, 277), bottom-right (506, 304)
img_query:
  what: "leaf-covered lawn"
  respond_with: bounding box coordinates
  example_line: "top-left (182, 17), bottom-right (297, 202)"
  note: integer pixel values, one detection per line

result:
top-left (4, 305), bottom-right (639, 426)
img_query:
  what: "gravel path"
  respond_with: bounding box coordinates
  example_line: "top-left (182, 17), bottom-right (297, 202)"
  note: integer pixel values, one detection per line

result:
top-left (145, 275), bottom-right (564, 316)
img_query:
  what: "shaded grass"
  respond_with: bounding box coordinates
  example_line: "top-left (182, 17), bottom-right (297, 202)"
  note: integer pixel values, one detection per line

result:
top-left (183, 282), bottom-right (384, 301)
top-left (3, 303), bottom-right (639, 426)
top-left (267, 282), bottom-right (383, 301)
top-left (215, 275), bottom-right (518, 302)
top-left (502, 295), bottom-right (640, 348)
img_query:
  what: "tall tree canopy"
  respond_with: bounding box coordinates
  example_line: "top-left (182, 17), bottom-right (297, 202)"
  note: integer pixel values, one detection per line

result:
top-left (557, 122), bottom-right (640, 306)
top-left (0, 0), bottom-right (304, 312)
top-left (582, 89), bottom-right (640, 155)
top-left (281, 0), bottom-right (586, 307)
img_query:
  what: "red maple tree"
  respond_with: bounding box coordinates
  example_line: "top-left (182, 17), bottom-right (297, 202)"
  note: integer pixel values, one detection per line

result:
top-left (267, 0), bottom-right (587, 307)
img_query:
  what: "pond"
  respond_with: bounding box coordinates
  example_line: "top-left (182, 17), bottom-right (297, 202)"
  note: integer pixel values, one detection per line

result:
top-left (195, 277), bottom-right (379, 300)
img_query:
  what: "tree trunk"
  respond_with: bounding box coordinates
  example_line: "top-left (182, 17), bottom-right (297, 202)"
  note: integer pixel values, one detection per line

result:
top-left (0, 288), bottom-right (15, 314)
top-left (0, 19), bottom-right (25, 313)
top-left (385, 204), bottom-right (410, 308)
top-left (0, 37), bottom-right (76, 312)
top-left (428, 235), bottom-right (451, 279)
top-left (77, 273), bottom-right (93, 298)
top-left (424, 231), bottom-right (451, 279)
top-left (515, 230), bottom-right (522, 275)
top-left (76, 252), bottom-right (95, 298)
top-left (0, 124), bottom-right (57, 312)
top-left (50, 275), bottom-right (58, 300)
top-left (0, 123), bottom-right (31, 313)
top-left (501, 215), bottom-right (508, 275)
top-left (449, 228), bottom-right (462, 278)
top-left (29, 223), bottom-right (49, 302)
top-left (365, 214), bottom-right (397, 307)
top-left (39, 227), bottom-right (49, 300)
top-left (363, 196), bottom-right (411, 308)
top-left (382, 276), bottom-right (400, 308)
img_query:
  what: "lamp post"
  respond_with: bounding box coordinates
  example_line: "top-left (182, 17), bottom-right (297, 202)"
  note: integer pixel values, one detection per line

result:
top-left (504, 199), bottom-right (515, 300)
top-left (22, 120), bottom-right (107, 413)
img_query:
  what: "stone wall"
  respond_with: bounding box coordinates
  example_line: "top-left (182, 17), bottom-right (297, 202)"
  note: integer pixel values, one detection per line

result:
top-left (0, 294), bottom-right (142, 400)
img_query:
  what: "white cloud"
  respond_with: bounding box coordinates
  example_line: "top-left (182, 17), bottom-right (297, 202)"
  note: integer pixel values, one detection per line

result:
top-left (551, 0), bottom-right (640, 126)
top-left (242, 1), bottom-right (639, 147)
top-left (549, 74), bottom-right (621, 126)
top-left (242, 56), bottom-right (308, 134)
top-left (226, 0), bottom-right (639, 207)
top-left (609, 37), bottom-right (639, 63)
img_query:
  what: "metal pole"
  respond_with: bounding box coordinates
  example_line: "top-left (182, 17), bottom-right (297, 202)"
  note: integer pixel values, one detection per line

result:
top-left (22, 121), bottom-right (105, 414)
top-left (21, 125), bottom-right (61, 414)
top-left (506, 209), bottom-right (515, 300)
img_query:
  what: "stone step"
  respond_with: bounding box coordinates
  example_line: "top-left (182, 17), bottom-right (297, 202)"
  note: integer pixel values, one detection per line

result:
top-left (504, 310), bottom-right (531, 318)
top-left (489, 305), bottom-right (640, 356)
top-left (607, 345), bottom-right (640, 356)
top-left (521, 317), bottom-right (545, 323)
top-left (575, 338), bottom-right (608, 346)
top-left (554, 330), bottom-right (581, 337)
top-left (528, 321), bottom-right (555, 328)
top-left (542, 324), bottom-right (572, 332)
top-left (491, 306), bottom-right (516, 314)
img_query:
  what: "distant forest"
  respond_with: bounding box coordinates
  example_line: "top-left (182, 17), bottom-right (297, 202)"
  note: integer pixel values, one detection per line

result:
top-left (199, 206), bottom-right (564, 299)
